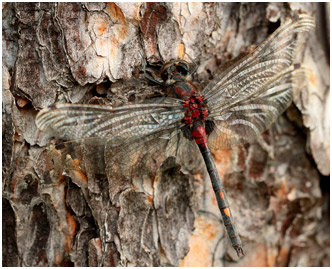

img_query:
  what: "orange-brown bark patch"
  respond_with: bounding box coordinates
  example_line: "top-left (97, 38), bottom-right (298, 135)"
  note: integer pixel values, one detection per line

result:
top-left (109, 38), bottom-right (120, 59)
top-left (16, 97), bottom-right (29, 107)
top-left (107, 3), bottom-right (126, 24)
top-left (65, 212), bottom-right (77, 252)
top-left (180, 216), bottom-right (219, 266)
top-left (72, 170), bottom-right (88, 184)
top-left (146, 196), bottom-right (153, 203)
top-left (96, 20), bottom-right (107, 36)
top-left (177, 43), bottom-right (185, 59)
top-left (116, 24), bottom-right (129, 41)
top-left (310, 72), bottom-right (317, 87)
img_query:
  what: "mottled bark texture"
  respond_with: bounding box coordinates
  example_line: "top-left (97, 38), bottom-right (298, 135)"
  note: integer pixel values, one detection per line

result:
top-left (2, 2), bottom-right (329, 267)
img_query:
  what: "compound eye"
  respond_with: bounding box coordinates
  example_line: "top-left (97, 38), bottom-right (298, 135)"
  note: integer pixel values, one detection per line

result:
top-left (176, 62), bottom-right (190, 75)
top-left (161, 63), bottom-right (176, 81)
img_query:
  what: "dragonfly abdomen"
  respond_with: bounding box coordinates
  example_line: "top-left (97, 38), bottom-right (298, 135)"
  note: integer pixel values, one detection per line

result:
top-left (192, 120), bottom-right (244, 256)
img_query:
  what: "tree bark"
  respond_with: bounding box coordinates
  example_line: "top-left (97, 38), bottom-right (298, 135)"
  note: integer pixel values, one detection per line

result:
top-left (2, 2), bottom-right (329, 266)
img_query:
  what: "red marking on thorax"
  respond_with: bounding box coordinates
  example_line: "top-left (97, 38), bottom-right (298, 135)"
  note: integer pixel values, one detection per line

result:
top-left (188, 83), bottom-right (197, 95)
top-left (175, 82), bottom-right (198, 99)
top-left (174, 86), bottom-right (190, 99)
top-left (191, 110), bottom-right (200, 118)
top-left (182, 92), bottom-right (208, 125)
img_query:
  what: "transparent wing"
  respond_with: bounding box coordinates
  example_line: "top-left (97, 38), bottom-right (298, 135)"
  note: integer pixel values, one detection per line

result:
top-left (202, 14), bottom-right (314, 149)
top-left (203, 14), bottom-right (314, 107)
top-left (36, 98), bottom-right (195, 177)
top-left (207, 65), bottom-right (310, 149)
top-left (36, 99), bottom-right (185, 146)
top-left (105, 126), bottom-right (200, 179)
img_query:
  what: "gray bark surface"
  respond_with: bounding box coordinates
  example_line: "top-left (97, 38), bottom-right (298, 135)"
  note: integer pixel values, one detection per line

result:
top-left (2, 2), bottom-right (329, 266)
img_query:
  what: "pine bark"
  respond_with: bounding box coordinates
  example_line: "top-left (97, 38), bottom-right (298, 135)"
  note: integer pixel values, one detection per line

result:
top-left (2, 2), bottom-right (329, 266)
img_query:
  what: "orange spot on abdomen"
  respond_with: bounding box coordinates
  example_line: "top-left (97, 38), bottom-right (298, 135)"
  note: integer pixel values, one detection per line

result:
top-left (224, 207), bottom-right (231, 217)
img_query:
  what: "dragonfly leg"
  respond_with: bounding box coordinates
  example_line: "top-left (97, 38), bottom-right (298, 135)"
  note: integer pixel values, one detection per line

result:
top-left (139, 50), bottom-right (165, 86)
top-left (185, 52), bottom-right (198, 76)
top-left (143, 65), bottom-right (165, 86)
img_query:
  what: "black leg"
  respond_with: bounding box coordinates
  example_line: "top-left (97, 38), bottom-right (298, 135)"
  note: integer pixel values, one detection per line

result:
top-left (144, 66), bottom-right (165, 86)
top-left (186, 53), bottom-right (198, 76)
top-left (139, 50), bottom-right (165, 86)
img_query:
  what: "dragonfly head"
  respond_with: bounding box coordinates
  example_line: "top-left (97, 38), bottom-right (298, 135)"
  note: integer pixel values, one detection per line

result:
top-left (161, 60), bottom-right (190, 85)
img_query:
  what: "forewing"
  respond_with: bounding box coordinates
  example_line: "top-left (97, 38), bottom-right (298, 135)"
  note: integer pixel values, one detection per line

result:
top-left (207, 65), bottom-right (310, 149)
top-left (36, 100), bottom-right (185, 146)
top-left (36, 99), bottom-right (191, 176)
top-left (203, 14), bottom-right (314, 108)
top-left (202, 14), bottom-right (314, 149)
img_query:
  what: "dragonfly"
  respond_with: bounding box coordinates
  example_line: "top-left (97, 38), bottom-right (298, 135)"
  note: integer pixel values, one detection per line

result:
top-left (36, 14), bottom-right (314, 257)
